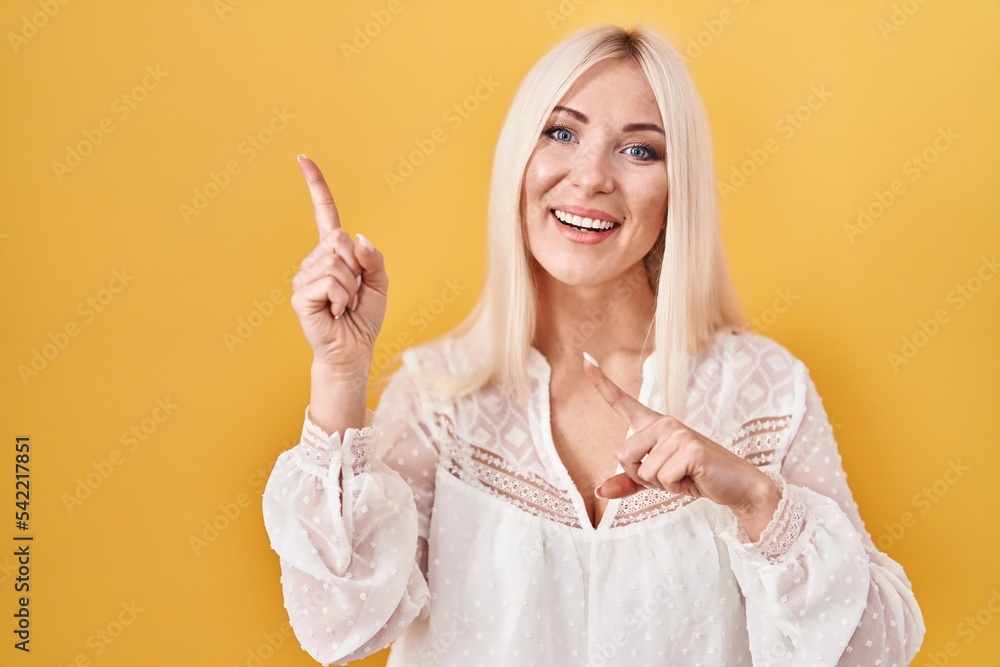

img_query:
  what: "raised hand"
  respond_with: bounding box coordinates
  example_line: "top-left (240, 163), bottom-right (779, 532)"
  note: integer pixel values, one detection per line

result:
top-left (290, 156), bottom-right (389, 376)
top-left (583, 352), bottom-right (780, 540)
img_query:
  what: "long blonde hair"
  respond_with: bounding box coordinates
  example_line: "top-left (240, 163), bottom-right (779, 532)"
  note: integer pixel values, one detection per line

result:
top-left (413, 24), bottom-right (743, 418)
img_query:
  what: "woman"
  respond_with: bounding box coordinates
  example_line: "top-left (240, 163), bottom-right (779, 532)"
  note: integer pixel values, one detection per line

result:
top-left (263, 25), bottom-right (925, 666)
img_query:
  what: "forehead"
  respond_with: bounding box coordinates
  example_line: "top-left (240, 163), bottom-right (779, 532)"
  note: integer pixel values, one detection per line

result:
top-left (553, 58), bottom-right (661, 121)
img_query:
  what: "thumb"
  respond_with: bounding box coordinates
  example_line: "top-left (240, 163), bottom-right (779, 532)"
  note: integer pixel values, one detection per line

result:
top-left (595, 473), bottom-right (642, 499)
top-left (354, 233), bottom-right (388, 294)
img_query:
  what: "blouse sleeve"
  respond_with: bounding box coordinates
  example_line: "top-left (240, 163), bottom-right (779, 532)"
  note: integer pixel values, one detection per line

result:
top-left (717, 361), bottom-right (925, 666)
top-left (262, 362), bottom-right (439, 665)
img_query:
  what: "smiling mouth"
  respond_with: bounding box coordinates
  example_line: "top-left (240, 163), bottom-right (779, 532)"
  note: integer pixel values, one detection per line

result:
top-left (552, 209), bottom-right (621, 232)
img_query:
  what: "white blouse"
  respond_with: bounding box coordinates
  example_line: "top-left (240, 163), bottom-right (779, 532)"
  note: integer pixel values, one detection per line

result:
top-left (262, 330), bottom-right (925, 666)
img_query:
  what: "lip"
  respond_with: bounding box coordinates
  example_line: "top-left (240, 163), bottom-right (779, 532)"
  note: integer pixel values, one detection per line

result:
top-left (553, 205), bottom-right (621, 224)
top-left (550, 209), bottom-right (620, 244)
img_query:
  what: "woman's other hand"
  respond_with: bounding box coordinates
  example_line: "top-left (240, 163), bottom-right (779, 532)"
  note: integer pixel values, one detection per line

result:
top-left (584, 352), bottom-right (780, 540)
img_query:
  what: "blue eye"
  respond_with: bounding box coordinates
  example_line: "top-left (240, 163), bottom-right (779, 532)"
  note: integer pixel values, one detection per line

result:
top-left (544, 126), bottom-right (574, 142)
top-left (626, 144), bottom-right (659, 161)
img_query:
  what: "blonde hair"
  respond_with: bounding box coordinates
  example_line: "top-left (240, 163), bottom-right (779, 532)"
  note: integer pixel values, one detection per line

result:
top-left (413, 24), bottom-right (743, 418)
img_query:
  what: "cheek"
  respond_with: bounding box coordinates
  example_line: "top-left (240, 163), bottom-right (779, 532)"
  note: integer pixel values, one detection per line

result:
top-left (523, 151), bottom-right (561, 205)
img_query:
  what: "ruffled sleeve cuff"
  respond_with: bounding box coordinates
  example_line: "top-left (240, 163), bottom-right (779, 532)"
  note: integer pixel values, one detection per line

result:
top-left (717, 470), bottom-right (807, 564)
top-left (300, 406), bottom-right (381, 477)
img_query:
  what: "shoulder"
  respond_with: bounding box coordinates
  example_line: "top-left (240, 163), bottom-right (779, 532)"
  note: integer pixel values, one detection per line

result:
top-left (398, 336), bottom-right (478, 379)
top-left (711, 329), bottom-right (810, 420)
top-left (689, 327), bottom-right (805, 379)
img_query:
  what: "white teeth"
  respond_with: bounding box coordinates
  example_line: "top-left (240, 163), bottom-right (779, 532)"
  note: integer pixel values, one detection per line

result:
top-left (553, 209), bottom-right (617, 231)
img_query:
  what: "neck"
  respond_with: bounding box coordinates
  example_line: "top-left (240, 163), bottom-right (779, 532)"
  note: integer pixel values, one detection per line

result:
top-left (533, 261), bottom-right (656, 366)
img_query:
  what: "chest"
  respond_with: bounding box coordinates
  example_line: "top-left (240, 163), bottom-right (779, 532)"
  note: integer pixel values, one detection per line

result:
top-left (548, 374), bottom-right (640, 528)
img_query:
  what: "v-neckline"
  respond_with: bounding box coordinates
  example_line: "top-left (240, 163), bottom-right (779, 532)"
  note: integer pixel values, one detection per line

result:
top-left (527, 346), bottom-right (657, 532)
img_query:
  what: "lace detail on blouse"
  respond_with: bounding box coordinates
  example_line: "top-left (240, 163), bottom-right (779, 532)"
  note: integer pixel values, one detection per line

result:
top-left (298, 407), bottom-right (382, 475)
top-left (723, 470), bottom-right (808, 563)
top-left (439, 413), bottom-right (581, 528)
top-left (610, 488), bottom-right (697, 527)
top-left (756, 471), bottom-right (807, 562)
top-left (728, 414), bottom-right (791, 466)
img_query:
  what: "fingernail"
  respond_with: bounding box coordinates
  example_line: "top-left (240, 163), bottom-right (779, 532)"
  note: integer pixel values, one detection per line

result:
top-left (582, 351), bottom-right (599, 368)
top-left (594, 485), bottom-right (604, 499)
top-left (349, 293), bottom-right (358, 311)
top-left (356, 233), bottom-right (374, 251)
top-left (297, 154), bottom-right (307, 162)
top-left (355, 274), bottom-right (362, 288)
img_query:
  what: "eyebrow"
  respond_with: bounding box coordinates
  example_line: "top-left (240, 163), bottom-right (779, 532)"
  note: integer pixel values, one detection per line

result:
top-left (552, 105), bottom-right (665, 135)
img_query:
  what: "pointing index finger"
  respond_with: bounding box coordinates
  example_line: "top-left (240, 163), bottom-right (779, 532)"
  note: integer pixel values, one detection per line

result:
top-left (297, 155), bottom-right (341, 237)
top-left (582, 352), bottom-right (659, 429)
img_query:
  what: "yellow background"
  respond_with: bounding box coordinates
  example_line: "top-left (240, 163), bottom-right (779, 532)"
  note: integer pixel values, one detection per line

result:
top-left (1, 0), bottom-right (997, 665)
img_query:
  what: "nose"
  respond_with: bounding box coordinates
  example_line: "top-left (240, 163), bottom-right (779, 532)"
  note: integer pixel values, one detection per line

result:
top-left (567, 145), bottom-right (614, 194)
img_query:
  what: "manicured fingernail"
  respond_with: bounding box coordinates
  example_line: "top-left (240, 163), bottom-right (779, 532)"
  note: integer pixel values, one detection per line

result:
top-left (582, 352), bottom-right (599, 368)
top-left (594, 485), bottom-right (604, 499)
top-left (356, 233), bottom-right (374, 251)
top-left (297, 154), bottom-right (307, 162)
top-left (349, 293), bottom-right (358, 311)
top-left (355, 274), bottom-right (362, 288)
